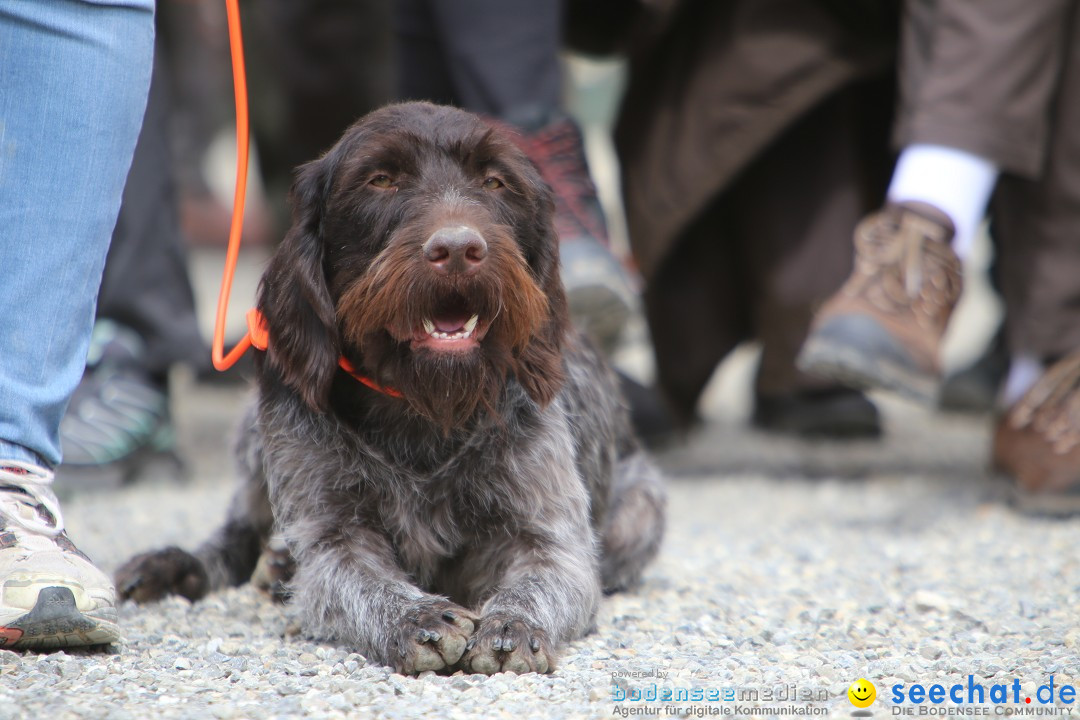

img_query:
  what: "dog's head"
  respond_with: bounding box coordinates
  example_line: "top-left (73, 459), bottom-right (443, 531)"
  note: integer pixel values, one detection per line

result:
top-left (257, 102), bottom-right (569, 427)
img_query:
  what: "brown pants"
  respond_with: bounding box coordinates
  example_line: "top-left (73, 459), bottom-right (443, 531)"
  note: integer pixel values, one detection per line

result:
top-left (896, 0), bottom-right (1080, 360)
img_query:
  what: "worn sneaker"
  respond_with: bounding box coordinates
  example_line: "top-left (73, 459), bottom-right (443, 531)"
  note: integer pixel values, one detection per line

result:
top-left (993, 351), bottom-right (1080, 515)
top-left (0, 461), bottom-right (120, 649)
top-left (493, 112), bottom-right (638, 351)
top-left (59, 320), bottom-right (176, 487)
top-left (797, 202), bottom-right (963, 404)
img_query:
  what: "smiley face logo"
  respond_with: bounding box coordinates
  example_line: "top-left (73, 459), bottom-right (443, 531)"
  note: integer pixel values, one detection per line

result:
top-left (848, 678), bottom-right (877, 708)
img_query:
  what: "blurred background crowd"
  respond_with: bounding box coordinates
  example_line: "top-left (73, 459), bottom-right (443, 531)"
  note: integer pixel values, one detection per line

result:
top-left (69, 0), bottom-right (1080, 513)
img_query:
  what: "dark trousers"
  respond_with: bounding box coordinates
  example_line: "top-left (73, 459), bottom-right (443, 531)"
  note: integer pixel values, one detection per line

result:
top-left (395, 0), bottom-right (562, 121)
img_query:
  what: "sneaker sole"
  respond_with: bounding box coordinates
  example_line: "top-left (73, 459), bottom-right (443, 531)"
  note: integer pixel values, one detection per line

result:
top-left (0, 586), bottom-right (119, 650)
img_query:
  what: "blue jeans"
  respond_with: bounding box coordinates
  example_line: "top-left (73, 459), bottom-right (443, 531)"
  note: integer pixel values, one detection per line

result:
top-left (0, 0), bottom-right (155, 468)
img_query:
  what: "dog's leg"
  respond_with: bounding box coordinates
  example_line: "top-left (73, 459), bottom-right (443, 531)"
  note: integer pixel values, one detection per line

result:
top-left (116, 405), bottom-right (274, 603)
top-left (599, 450), bottom-right (666, 592)
top-left (287, 525), bottom-right (477, 675)
top-left (458, 518), bottom-right (601, 675)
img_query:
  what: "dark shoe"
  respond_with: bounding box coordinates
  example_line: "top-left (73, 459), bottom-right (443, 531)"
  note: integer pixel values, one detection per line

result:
top-left (797, 202), bottom-right (962, 404)
top-left (493, 111), bottom-right (637, 351)
top-left (939, 325), bottom-right (1009, 414)
top-left (752, 387), bottom-right (881, 439)
top-left (616, 371), bottom-right (678, 449)
top-left (993, 351), bottom-right (1080, 515)
top-left (58, 321), bottom-right (178, 488)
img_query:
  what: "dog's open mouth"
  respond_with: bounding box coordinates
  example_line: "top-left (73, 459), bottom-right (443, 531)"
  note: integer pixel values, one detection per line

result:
top-left (412, 296), bottom-right (485, 352)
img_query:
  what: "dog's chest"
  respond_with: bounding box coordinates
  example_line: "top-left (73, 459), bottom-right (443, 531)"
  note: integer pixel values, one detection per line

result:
top-left (372, 435), bottom-right (506, 581)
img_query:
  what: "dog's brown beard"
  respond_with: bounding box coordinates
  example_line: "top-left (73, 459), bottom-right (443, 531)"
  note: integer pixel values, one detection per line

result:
top-left (336, 227), bottom-right (549, 429)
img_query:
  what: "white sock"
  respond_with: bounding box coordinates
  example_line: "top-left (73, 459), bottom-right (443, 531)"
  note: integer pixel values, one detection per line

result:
top-left (1000, 353), bottom-right (1044, 407)
top-left (887, 144), bottom-right (999, 260)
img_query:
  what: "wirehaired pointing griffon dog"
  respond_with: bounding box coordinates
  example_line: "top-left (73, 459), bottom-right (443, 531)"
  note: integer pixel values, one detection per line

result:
top-left (116, 102), bottom-right (665, 675)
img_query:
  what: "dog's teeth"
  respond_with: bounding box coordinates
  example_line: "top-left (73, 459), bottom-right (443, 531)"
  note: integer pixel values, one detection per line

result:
top-left (464, 315), bottom-right (479, 333)
top-left (423, 318), bottom-right (436, 334)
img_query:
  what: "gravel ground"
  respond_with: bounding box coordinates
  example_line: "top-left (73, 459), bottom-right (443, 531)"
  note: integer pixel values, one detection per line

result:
top-left (6, 370), bottom-right (1080, 719)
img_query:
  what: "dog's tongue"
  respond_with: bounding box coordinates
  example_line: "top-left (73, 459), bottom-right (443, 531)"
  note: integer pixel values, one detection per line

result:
top-left (433, 313), bottom-right (468, 333)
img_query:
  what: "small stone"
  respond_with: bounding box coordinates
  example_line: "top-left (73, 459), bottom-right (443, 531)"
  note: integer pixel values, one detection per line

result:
top-left (912, 591), bottom-right (951, 613)
top-left (275, 681), bottom-right (302, 696)
top-left (174, 658), bottom-right (192, 671)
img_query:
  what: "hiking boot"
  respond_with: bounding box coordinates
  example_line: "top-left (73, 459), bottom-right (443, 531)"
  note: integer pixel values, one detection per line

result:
top-left (993, 351), bottom-right (1080, 515)
top-left (58, 320), bottom-right (178, 489)
top-left (0, 461), bottom-right (120, 649)
top-left (797, 202), bottom-right (962, 404)
top-left (492, 111), bottom-right (637, 351)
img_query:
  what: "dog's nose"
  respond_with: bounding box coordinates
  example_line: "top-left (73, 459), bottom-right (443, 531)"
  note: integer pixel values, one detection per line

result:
top-left (423, 226), bottom-right (487, 274)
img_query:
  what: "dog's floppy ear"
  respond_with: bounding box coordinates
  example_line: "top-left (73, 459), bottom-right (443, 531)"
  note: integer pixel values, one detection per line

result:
top-left (257, 156), bottom-right (340, 411)
top-left (515, 186), bottom-right (570, 407)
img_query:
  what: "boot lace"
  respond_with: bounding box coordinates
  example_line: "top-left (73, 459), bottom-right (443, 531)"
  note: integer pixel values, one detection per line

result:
top-left (849, 209), bottom-right (961, 332)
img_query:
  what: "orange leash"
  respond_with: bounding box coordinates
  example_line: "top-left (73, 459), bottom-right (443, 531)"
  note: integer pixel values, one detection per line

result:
top-left (212, 4), bottom-right (401, 399)
top-left (212, 0), bottom-right (252, 371)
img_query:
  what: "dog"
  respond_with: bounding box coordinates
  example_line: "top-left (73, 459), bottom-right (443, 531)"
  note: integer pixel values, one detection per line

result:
top-left (115, 101), bottom-right (665, 675)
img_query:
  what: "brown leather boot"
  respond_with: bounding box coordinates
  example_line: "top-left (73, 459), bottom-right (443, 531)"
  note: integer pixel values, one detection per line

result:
top-left (994, 351), bottom-right (1080, 515)
top-left (797, 202), bottom-right (962, 404)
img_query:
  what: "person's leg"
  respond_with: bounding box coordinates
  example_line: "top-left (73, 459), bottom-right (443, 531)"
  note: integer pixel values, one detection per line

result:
top-left (0, 0), bottom-right (154, 649)
top-left (0, 0), bottom-right (155, 469)
top-left (396, 0), bottom-right (458, 108)
top-left (60, 47), bottom-right (204, 478)
top-left (799, 0), bottom-right (1074, 405)
top-left (417, 0), bottom-right (561, 119)
top-left (97, 50), bottom-right (204, 377)
top-left (990, 8), bottom-right (1080, 508)
top-left (738, 82), bottom-right (891, 437)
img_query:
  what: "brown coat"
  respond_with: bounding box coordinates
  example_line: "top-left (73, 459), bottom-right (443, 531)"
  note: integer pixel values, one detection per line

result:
top-left (614, 0), bottom-right (897, 281)
top-left (597, 0), bottom-right (898, 419)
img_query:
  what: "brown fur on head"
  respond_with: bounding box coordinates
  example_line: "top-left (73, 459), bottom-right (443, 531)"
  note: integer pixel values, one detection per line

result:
top-left (256, 102), bottom-right (569, 428)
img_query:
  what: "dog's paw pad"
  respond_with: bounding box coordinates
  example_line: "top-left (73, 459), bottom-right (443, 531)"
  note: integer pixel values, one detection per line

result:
top-left (114, 546), bottom-right (209, 604)
top-left (393, 600), bottom-right (478, 675)
top-left (462, 614), bottom-right (555, 675)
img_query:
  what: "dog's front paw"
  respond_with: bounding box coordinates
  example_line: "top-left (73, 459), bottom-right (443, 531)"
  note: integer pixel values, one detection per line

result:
top-left (115, 546), bottom-right (209, 603)
top-left (392, 599), bottom-right (478, 675)
top-left (461, 613), bottom-right (555, 674)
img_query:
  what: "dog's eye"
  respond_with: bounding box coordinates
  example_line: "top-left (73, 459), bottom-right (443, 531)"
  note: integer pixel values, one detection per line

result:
top-left (482, 177), bottom-right (504, 190)
top-left (369, 174), bottom-right (394, 189)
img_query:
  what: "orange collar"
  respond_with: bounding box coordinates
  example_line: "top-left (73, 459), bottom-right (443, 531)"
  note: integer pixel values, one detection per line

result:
top-left (246, 309), bottom-right (403, 398)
